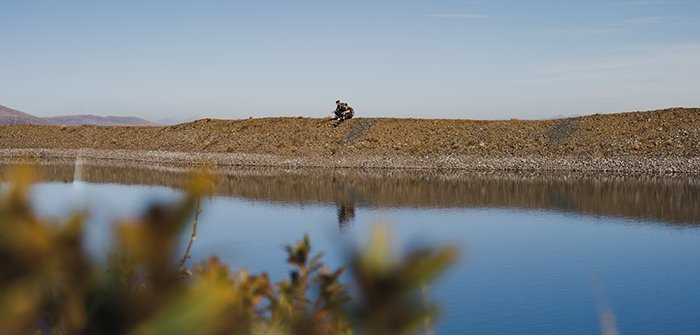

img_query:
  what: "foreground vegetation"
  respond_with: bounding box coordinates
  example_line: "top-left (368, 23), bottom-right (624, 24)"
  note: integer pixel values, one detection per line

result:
top-left (0, 167), bottom-right (456, 334)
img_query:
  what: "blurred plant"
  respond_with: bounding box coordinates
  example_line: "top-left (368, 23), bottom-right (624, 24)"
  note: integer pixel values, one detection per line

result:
top-left (177, 197), bottom-right (202, 277)
top-left (0, 165), bottom-right (456, 334)
top-left (351, 225), bottom-right (458, 335)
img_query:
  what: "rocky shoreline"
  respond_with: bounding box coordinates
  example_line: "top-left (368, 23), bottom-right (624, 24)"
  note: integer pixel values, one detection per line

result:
top-left (1, 148), bottom-right (698, 175)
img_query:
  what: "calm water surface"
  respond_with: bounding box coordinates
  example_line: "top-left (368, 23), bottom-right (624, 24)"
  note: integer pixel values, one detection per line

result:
top-left (3, 163), bottom-right (700, 334)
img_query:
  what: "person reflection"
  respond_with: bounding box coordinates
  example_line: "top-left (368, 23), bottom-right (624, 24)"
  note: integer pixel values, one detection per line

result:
top-left (336, 201), bottom-right (356, 229)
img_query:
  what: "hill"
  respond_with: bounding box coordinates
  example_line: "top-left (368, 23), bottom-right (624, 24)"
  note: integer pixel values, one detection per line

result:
top-left (0, 107), bottom-right (698, 173)
top-left (0, 105), bottom-right (52, 125)
top-left (0, 105), bottom-right (155, 126)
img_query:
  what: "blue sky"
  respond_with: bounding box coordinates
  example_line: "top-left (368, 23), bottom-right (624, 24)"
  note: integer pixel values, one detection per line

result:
top-left (1, 0), bottom-right (699, 120)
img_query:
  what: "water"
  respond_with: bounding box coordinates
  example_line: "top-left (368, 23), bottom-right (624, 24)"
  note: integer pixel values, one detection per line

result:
top-left (3, 162), bottom-right (700, 334)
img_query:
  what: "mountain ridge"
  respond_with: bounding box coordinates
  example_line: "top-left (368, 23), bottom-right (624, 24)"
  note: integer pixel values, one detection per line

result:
top-left (0, 105), bottom-right (53, 125)
top-left (0, 105), bottom-right (156, 126)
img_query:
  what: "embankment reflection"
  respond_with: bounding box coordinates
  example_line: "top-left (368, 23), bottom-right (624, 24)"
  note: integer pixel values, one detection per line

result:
top-left (2, 161), bottom-right (699, 225)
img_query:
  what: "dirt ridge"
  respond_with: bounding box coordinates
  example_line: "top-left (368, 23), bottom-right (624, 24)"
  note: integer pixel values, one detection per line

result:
top-left (1, 108), bottom-right (698, 172)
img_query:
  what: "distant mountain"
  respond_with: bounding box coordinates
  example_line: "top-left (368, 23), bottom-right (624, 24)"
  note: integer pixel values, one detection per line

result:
top-left (0, 105), bottom-right (53, 125)
top-left (45, 115), bottom-right (156, 126)
top-left (155, 116), bottom-right (199, 125)
top-left (0, 105), bottom-right (156, 126)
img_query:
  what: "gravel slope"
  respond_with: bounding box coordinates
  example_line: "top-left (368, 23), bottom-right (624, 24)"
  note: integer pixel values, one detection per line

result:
top-left (1, 108), bottom-right (698, 173)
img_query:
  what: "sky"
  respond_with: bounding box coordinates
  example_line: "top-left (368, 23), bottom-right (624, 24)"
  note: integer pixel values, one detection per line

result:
top-left (1, 0), bottom-right (699, 121)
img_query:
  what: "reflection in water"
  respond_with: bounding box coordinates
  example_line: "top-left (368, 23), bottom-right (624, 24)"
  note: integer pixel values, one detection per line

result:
top-left (337, 201), bottom-right (356, 229)
top-left (74, 156), bottom-right (84, 182)
top-left (1, 161), bottom-right (699, 225)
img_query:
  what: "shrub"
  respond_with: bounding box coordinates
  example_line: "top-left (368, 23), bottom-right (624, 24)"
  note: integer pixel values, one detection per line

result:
top-left (0, 166), bottom-right (456, 334)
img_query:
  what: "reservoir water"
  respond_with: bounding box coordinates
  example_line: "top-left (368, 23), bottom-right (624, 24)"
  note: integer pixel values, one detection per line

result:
top-left (3, 162), bottom-right (700, 334)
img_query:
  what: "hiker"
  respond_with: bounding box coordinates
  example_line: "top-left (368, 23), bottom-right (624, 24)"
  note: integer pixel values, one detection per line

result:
top-left (333, 100), bottom-right (344, 119)
top-left (332, 100), bottom-right (354, 121)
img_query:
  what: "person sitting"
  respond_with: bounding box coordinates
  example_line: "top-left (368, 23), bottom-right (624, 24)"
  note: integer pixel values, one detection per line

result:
top-left (339, 103), bottom-right (354, 120)
top-left (333, 100), bottom-right (344, 119)
top-left (332, 100), bottom-right (354, 121)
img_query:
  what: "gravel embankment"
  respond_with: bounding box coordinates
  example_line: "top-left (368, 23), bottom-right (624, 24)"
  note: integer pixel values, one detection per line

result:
top-left (1, 108), bottom-right (698, 174)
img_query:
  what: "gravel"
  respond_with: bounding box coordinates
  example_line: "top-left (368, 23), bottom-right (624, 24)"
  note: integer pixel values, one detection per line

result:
top-left (1, 148), bottom-right (698, 176)
top-left (1, 108), bottom-right (698, 175)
